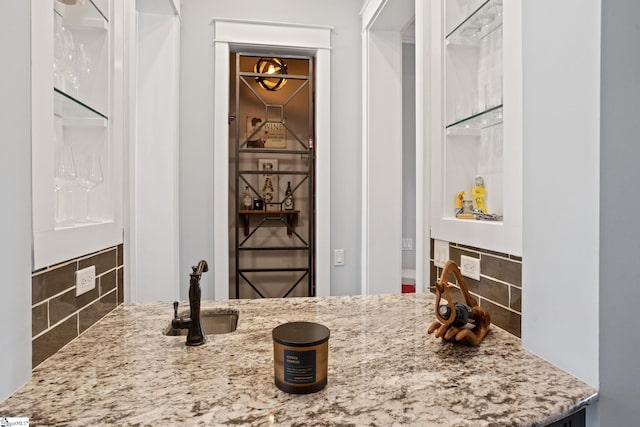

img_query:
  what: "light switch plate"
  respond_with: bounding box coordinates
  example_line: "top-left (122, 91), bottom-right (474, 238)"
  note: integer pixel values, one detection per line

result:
top-left (334, 249), bottom-right (345, 266)
top-left (76, 265), bottom-right (96, 296)
top-left (433, 240), bottom-right (449, 268)
top-left (460, 255), bottom-right (480, 280)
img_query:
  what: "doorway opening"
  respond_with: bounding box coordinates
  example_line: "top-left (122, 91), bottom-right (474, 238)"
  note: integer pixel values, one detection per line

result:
top-left (361, 0), bottom-right (418, 295)
top-left (401, 23), bottom-right (417, 293)
top-left (229, 52), bottom-right (316, 298)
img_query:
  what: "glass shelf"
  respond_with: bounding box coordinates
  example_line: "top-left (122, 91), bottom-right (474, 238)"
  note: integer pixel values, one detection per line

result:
top-left (446, 104), bottom-right (502, 131)
top-left (54, 0), bottom-right (108, 29)
top-left (446, 0), bottom-right (503, 45)
top-left (54, 88), bottom-right (108, 121)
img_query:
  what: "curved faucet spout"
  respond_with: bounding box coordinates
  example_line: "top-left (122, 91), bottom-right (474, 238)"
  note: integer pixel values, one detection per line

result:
top-left (192, 260), bottom-right (209, 277)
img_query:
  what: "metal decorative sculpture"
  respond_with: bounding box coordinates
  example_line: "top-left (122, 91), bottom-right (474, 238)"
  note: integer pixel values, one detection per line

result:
top-left (428, 260), bottom-right (491, 346)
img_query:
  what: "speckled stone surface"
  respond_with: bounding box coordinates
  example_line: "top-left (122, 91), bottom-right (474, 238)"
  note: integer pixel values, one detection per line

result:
top-left (0, 294), bottom-right (596, 426)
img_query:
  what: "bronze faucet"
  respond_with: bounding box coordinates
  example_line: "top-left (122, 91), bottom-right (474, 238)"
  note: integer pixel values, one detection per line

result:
top-left (172, 260), bottom-right (208, 346)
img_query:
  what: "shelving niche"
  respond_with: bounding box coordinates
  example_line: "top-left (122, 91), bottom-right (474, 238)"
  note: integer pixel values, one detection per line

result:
top-left (32, 0), bottom-right (123, 269)
top-left (431, 0), bottom-right (522, 255)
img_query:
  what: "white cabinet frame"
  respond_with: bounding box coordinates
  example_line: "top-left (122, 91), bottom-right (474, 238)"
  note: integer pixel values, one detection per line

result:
top-left (430, 0), bottom-right (522, 256)
top-left (32, 0), bottom-right (124, 269)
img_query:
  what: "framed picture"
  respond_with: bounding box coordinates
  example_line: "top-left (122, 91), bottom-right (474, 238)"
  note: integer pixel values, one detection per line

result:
top-left (246, 116), bottom-right (286, 148)
top-left (258, 158), bottom-right (279, 210)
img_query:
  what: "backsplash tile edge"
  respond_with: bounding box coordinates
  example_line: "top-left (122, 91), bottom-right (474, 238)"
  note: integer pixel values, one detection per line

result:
top-left (31, 244), bottom-right (124, 369)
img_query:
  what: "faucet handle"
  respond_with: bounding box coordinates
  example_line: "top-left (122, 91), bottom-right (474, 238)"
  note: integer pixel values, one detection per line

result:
top-left (173, 301), bottom-right (179, 319)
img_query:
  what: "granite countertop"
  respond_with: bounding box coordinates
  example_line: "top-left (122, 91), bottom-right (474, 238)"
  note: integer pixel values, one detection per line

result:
top-left (0, 294), bottom-right (597, 426)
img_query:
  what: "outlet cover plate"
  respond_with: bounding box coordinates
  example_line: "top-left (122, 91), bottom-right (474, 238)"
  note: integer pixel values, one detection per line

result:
top-left (460, 255), bottom-right (480, 280)
top-left (433, 240), bottom-right (449, 268)
top-left (76, 265), bottom-right (96, 296)
top-left (402, 238), bottom-right (413, 251)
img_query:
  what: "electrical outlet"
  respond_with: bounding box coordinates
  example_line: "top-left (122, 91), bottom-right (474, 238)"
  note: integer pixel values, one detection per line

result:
top-left (433, 240), bottom-right (449, 268)
top-left (334, 249), bottom-right (345, 266)
top-left (76, 266), bottom-right (96, 296)
top-left (460, 255), bottom-right (480, 280)
top-left (402, 238), bottom-right (413, 251)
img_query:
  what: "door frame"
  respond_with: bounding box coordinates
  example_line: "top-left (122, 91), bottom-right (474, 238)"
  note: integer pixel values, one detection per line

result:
top-left (211, 19), bottom-right (332, 299)
top-left (361, 0), bottom-right (427, 294)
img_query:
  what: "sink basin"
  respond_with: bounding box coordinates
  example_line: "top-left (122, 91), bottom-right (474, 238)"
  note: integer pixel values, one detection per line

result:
top-left (164, 309), bottom-right (239, 336)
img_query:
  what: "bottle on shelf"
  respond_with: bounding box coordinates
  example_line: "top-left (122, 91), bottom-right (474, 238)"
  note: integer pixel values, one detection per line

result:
top-left (243, 186), bottom-right (252, 210)
top-left (471, 176), bottom-right (487, 213)
top-left (284, 181), bottom-right (294, 210)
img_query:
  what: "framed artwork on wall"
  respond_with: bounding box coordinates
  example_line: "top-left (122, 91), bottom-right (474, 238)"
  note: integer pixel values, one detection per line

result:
top-left (246, 116), bottom-right (286, 148)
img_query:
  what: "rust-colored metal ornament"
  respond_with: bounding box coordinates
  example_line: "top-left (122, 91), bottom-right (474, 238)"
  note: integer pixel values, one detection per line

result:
top-left (428, 260), bottom-right (490, 346)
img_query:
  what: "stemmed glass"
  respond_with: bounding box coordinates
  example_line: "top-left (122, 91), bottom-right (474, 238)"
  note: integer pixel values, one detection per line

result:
top-left (69, 43), bottom-right (91, 96)
top-left (54, 139), bottom-right (77, 224)
top-left (62, 29), bottom-right (77, 93)
top-left (78, 43), bottom-right (91, 91)
top-left (53, 13), bottom-right (73, 88)
top-left (76, 154), bottom-right (104, 221)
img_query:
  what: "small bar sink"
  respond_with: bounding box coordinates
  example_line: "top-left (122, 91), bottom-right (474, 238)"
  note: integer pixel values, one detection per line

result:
top-left (164, 309), bottom-right (239, 336)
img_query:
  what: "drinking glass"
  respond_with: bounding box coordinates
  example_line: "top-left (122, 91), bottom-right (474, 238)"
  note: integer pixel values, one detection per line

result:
top-left (69, 43), bottom-right (91, 96)
top-left (53, 14), bottom-right (73, 88)
top-left (76, 154), bottom-right (104, 221)
top-left (54, 143), bottom-right (77, 224)
top-left (62, 27), bottom-right (76, 93)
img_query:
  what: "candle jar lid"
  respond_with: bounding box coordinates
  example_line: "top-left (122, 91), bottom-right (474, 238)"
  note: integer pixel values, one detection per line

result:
top-left (272, 321), bottom-right (330, 347)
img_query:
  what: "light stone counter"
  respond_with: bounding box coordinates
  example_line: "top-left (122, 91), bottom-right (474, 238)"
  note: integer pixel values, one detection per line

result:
top-left (0, 294), bottom-right (597, 426)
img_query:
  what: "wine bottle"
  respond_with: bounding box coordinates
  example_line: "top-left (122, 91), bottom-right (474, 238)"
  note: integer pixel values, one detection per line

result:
top-left (243, 186), bottom-right (252, 210)
top-left (284, 181), bottom-right (294, 210)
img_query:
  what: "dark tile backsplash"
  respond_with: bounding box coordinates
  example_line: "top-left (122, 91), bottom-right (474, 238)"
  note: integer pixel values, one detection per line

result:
top-left (31, 303), bottom-right (48, 337)
top-left (31, 244), bottom-right (124, 369)
top-left (31, 262), bottom-right (76, 304)
top-left (430, 240), bottom-right (522, 338)
top-left (32, 315), bottom-right (77, 368)
top-left (481, 254), bottom-right (522, 287)
top-left (117, 267), bottom-right (124, 304)
top-left (79, 291), bottom-right (118, 334)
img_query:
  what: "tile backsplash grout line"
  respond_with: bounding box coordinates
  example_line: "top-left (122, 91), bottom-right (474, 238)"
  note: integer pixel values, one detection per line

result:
top-left (451, 243), bottom-right (523, 264)
top-left (32, 309), bottom-right (78, 341)
top-left (32, 286), bottom-right (119, 341)
top-left (482, 252), bottom-right (523, 264)
top-left (32, 244), bottom-right (124, 369)
top-left (32, 285), bottom-right (76, 307)
top-left (31, 258), bottom-right (77, 276)
top-left (430, 238), bottom-right (522, 337)
top-left (32, 247), bottom-right (119, 277)
top-left (474, 293), bottom-right (521, 314)
top-left (442, 283), bottom-right (522, 315)
top-left (32, 265), bottom-right (119, 308)
top-left (478, 274), bottom-right (521, 288)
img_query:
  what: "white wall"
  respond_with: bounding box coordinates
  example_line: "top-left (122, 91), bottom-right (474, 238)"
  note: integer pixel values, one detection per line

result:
top-left (599, 1), bottom-right (640, 424)
top-left (179, 0), bottom-right (363, 298)
top-left (0, 1), bottom-right (32, 401)
top-left (522, 0), bottom-right (600, 389)
top-left (131, 11), bottom-right (181, 302)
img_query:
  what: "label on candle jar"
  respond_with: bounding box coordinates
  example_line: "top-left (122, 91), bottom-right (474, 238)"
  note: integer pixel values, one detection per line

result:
top-left (284, 349), bottom-right (316, 384)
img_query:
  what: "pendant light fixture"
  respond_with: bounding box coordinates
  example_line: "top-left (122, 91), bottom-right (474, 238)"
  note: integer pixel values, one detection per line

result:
top-left (254, 57), bottom-right (288, 91)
